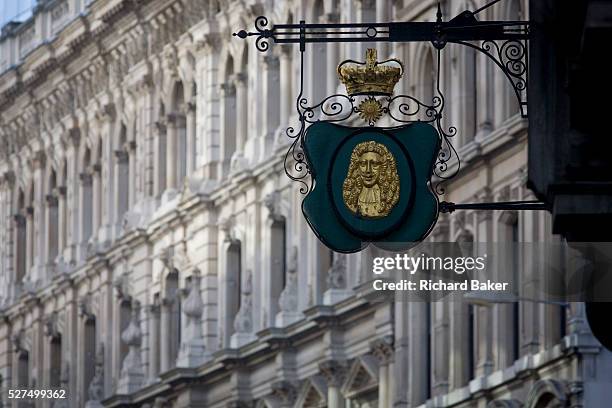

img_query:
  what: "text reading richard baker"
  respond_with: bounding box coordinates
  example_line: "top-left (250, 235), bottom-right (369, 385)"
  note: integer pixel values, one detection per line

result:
top-left (371, 253), bottom-right (510, 292)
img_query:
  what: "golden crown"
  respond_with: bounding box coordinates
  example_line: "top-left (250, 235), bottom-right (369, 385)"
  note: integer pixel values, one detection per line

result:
top-left (337, 48), bottom-right (404, 96)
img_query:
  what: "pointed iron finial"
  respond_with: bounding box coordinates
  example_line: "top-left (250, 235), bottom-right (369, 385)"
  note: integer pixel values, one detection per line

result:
top-left (437, 1), bottom-right (442, 22)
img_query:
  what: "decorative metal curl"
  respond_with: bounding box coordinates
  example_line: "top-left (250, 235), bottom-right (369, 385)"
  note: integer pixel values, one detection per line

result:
top-left (456, 38), bottom-right (528, 117)
top-left (233, 16), bottom-right (274, 52)
top-left (301, 94), bottom-right (356, 123)
top-left (386, 95), bottom-right (440, 123)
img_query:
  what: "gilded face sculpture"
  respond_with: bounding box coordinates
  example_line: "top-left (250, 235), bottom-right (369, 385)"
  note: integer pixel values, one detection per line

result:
top-left (342, 141), bottom-right (400, 218)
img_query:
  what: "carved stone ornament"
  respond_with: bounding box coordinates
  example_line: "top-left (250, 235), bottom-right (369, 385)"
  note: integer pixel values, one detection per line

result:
top-left (278, 246), bottom-right (299, 313)
top-left (327, 254), bottom-right (347, 290)
top-left (234, 272), bottom-right (253, 334)
top-left (87, 344), bottom-right (105, 403)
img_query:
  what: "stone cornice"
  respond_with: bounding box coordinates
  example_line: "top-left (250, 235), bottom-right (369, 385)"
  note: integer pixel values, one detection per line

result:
top-left (0, 0), bottom-right (199, 140)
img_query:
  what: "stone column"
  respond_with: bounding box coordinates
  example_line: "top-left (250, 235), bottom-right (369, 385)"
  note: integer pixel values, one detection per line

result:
top-left (65, 129), bottom-right (80, 263)
top-left (375, 0), bottom-right (389, 57)
top-left (31, 151), bottom-right (46, 283)
top-left (186, 101), bottom-right (197, 174)
top-left (278, 45), bottom-right (293, 128)
top-left (262, 55), bottom-right (280, 158)
top-left (159, 298), bottom-right (172, 373)
top-left (407, 302), bottom-right (429, 406)
top-left (97, 104), bottom-right (116, 246)
top-left (319, 360), bottom-right (347, 408)
top-left (475, 210), bottom-right (494, 376)
top-left (233, 72), bottom-right (248, 154)
top-left (196, 34), bottom-right (221, 179)
top-left (371, 337), bottom-right (394, 408)
top-left (322, 13), bottom-right (340, 95)
top-left (147, 303), bottom-right (160, 382)
top-left (166, 114), bottom-right (178, 191)
top-left (475, 51), bottom-right (494, 140)
top-left (219, 82), bottom-right (236, 177)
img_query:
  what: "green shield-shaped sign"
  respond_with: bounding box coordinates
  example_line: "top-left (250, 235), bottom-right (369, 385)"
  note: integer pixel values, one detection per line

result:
top-left (302, 122), bottom-right (440, 253)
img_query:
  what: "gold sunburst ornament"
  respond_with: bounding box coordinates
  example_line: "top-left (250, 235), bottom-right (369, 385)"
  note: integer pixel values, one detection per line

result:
top-left (358, 96), bottom-right (383, 125)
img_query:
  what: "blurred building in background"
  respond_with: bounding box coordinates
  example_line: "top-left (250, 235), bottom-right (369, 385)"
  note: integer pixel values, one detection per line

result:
top-left (0, 0), bottom-right (610, 407)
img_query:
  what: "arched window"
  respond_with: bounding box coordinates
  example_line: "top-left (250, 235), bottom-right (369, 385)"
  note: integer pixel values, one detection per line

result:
top-left (94, 142), bottom-right (103, 235)
top-left (498, 210), bottom-right (520, 365)
top-left (270, 217), bottom-right (286, 320)
top-left (189, 82), bottom-right (197, 173)
top-left (420, 48), bottom-right (436, 106)
top-left (14, 189), bottom-right (27, 283)
top-left (60, 161), bottom-right (68, 254)
top-left (172, 82), bottom-right (187, 185)
top-left (116, 123), bottom-right (130, 221)
top-left (156, 102), bottom-right (168, 196)
top-left (27, 183), bottom-right (35, 271)
top-left (83, 316), bottom-right (96, 395)
top-left (17, 349), bottom-right (29, 387)
top-left (160, 271), bottom-right (180, 372)
top-left (49, 333), bottom-right (62, 387)
top-left (225, 241), bottom-right (242, 342)
top-left (220, 55), bottom-right (237, 176)
top-left (456, 230), bottom-right (476, 383)
top-left (81, 148), bottom-right (93, 244)
top-left (46, 169), bottom-right (59, 263)
top-left (462, 45), bottom-right (477, 144)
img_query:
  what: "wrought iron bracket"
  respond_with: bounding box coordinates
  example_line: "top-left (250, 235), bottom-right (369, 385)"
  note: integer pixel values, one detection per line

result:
top-left (439, 200), bottom-right (548, 213)
top-left (234, 7), bottom-right (529, 116)
top-left (233, 0), bottom-right (531, 200)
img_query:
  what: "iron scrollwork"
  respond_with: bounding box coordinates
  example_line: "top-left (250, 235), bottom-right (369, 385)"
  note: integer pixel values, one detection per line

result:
top-left (456, 37), bottom-right (528, 117)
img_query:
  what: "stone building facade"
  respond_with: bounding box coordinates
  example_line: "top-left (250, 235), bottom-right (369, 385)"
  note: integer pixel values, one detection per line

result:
top-left (0, 0), bottom-right (610, 407)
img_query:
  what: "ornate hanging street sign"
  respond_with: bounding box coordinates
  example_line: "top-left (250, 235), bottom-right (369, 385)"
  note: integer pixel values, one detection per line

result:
top-left (300, 49), bottom-right (441, 252)
top-left (234, 1), bottom-right (547, 252)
